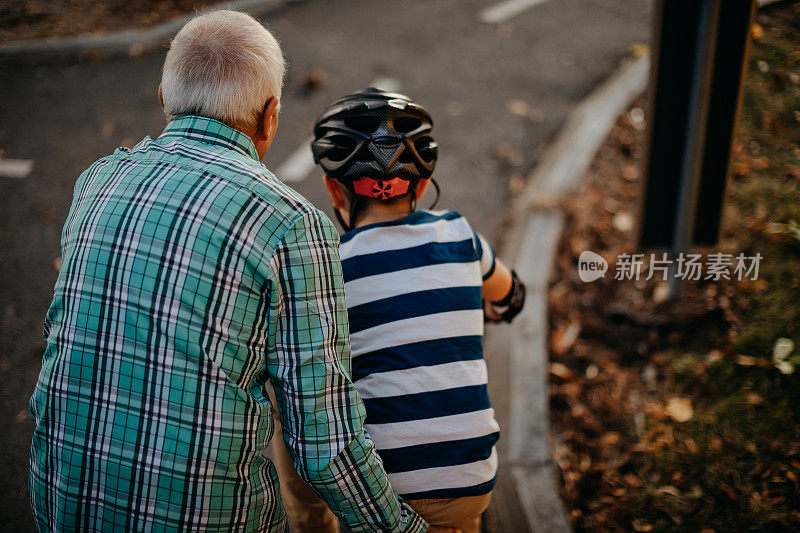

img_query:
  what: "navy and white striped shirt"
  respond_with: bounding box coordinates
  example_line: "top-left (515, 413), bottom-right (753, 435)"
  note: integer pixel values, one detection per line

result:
top-left (340, 210), bottom-right (500, 500)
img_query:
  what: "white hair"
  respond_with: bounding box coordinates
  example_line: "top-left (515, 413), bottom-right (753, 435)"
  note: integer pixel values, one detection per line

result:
top-left (161, 10), bottom-right (285, 131)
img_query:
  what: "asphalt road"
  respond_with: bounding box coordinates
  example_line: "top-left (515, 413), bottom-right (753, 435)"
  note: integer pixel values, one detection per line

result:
top-left (0, 0), bottom-right (651, 529)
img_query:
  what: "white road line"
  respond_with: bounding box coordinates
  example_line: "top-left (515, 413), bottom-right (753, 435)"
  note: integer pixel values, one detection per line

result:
top-left (479, 0), bottom-right (553, 25)
top-left (274, 77), bottom-right (401, 183)
top-left (275, 135), bottom-right (315, 182)
top-left (0, 158), bottom-right (34, 179)
top-left (369, 77), bottom-right (402, 93)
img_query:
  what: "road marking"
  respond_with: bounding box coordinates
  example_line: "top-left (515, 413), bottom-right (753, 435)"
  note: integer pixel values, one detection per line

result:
top-left (479, 0), bottom-right (553, 24)
top-left (0, 158), bottom-right (34, 179)
top-left (275, 77), bottom-right (401, 183)
top-left (275, 135), bottom-right (315, 183)
top-left (369, 77), bottom-right (401, 93)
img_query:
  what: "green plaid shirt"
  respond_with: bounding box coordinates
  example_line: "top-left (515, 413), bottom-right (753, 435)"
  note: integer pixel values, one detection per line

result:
top-left (29, 115), bottom-right (427, 533)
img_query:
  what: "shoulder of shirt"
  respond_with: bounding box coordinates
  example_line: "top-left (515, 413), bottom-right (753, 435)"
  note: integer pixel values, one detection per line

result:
top-left (340, 209), bottom-right (466, 245)
top-left (108, 136), bottom-right (326, 236)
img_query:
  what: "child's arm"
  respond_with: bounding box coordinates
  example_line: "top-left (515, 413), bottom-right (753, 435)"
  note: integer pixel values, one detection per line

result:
top-left (483, 259), bottom-right (526, 323)
top-left (474, 232), bottom-right (526, 323)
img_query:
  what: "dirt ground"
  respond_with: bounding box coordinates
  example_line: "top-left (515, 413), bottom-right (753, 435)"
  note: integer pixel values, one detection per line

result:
top-left (0, 0), bottom-right (216, 43)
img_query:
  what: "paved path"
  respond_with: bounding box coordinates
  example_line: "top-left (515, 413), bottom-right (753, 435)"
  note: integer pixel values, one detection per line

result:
top-left (0, 0), bottom-right (651, 529)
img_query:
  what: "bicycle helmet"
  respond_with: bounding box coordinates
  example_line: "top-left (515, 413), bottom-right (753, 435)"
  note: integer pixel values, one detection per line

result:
top-left (311, 88), bottom-right (438, 229)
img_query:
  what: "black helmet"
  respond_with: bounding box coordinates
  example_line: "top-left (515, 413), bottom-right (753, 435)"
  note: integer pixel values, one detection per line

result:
top-left (311, 88), bottom-right (438, 196)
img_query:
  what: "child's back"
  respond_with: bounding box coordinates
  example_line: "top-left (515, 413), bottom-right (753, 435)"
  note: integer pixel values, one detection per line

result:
top-left (280, 87), bottom-right (528, 533)
top-left (339, 209), bottom-right (500, 499)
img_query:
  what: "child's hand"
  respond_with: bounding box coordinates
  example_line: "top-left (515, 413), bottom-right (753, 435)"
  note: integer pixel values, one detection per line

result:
top-left (483, 299), bottom-right (504, 323)
top-left (428, 527), bottom-right (462, 533)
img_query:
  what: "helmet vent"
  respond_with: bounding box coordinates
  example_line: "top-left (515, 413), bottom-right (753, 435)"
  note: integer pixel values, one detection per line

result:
top-left (344, 115), bottom-right (380, 134)
top-left (415, 137), bottom-right (436, 163)
top-left (326, 135), bottom-right (357, 162)
top-left (394, 116), bottom-right (422, 133)
top-left (398, 148), bottom-right (415, 163)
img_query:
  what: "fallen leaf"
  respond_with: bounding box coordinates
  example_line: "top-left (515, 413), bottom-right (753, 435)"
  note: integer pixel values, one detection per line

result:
top-left (601, 432), bottom-right (621, 445)
top-left (746, 391), bottom-right (763, 404)
top-left (736, 354), bottom-right (759, 366)
top-left (656, 485), bottom-right (680, 497)
top-left (734, 161), bottom-right (750, 176)
top-left (773, 338), bottom-right (795, 363)
top-left (624, 474), bottom-right (643, 487)
top-left (622, 163), bottom-right (639, 182)
top-left (552, 321), bottom-right (581, 354)
top-left (506, 99), bottom-right (531, 117)
top-left (302, 70), bottom-right (326, 91)
top-left (630, 43), bottom-right (650, 58)
top-left (706, 349), bottom-right (724, 364)
top-left (508, 175), bottom-right (525, 196)
top-left (685, 485), bottom-right (703, 499)
top-left (550, 362), bottom-right (574, 380)
top-left (652, 282), bottom-right (669, 304)
top-left (785, 163), bottom-right (800, 180)
top-left (612, 211), bottom-right (634, 232)
top-left (666, 397), bottom-right (693, 423)
top-left (751, 156), bottom-right (770, 170)
top-left (100, 122), bottom-right (115, 139)
top-left (632, 518), bottom-right (654, 531)
top-left (683, 437), bottom-right (699, 454)
top-left (776, 360), bottom-right (794, 375)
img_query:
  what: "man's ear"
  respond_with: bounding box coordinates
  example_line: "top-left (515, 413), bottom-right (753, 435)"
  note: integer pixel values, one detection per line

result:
top-left (158, 83), bottom-right (165, 110)
top-left (259, 97), bottom-right (280, 139)
top-left (415, 179), bottom-right (430, 201)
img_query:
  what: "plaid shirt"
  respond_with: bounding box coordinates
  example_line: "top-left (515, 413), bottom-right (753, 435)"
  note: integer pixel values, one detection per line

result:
top-left (29, 115), bottom-right (427, 533)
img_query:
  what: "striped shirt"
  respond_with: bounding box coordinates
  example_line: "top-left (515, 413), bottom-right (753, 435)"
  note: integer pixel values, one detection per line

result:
top-left (340, 210), bottom-right (500, 500)
top-left (28, 115), bottom-right (426, 532)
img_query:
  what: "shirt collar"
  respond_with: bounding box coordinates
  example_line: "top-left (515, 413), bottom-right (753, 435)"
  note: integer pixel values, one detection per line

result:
top-left (159, 115), bottom-right (260, 161)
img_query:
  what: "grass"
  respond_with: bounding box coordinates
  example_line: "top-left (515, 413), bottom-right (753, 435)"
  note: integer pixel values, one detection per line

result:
top-left (623, 7), bottom-right (800, 530)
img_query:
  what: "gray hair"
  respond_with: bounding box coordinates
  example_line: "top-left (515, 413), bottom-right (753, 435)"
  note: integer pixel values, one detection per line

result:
top-left (161, 10), bottom-right (285, 131)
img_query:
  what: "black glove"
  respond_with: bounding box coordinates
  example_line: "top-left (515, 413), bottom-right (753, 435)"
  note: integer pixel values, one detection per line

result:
top-left (485, 269), bottom-right (526, 323)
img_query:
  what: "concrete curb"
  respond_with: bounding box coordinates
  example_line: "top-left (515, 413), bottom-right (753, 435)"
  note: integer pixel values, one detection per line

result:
top-left (0, 0), bottom-right (293, 64)
top-left (501, 53), bottom-right (651, 532)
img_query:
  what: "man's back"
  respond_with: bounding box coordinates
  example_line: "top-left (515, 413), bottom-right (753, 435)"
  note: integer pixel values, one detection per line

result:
top-left (30, 116), bottom-right (344, 531)
top-left (338, 210), bottom-right (500, 500)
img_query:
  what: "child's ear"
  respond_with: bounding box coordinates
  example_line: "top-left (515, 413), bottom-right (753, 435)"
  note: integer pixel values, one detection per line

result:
top-left (415, 179), bottom-right (430, 201)
top-left (323, 175), bottom-right (347, 209)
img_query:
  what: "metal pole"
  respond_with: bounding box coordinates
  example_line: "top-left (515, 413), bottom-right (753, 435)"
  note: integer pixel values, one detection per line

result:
top-left (667, 0), bottom-right (719, 299)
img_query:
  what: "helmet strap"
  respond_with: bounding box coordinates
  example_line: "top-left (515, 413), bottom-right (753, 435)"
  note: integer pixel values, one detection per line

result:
top-left (428, 178), bottom-right (441, 210)
top-left (334, 208), bottom-right (350, 233)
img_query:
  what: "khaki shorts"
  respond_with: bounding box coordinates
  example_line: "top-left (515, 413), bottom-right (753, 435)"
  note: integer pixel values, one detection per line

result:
top-left (268, 389), bottom-right (339, 533)
top-left (406, 492), bottom-right (493, 533)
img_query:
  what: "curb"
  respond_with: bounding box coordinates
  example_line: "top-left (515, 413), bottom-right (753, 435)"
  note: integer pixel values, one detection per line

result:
top-left (0, 0), bottom-right (293, 64)
top-left (500, 53), bottom-right (650, 532)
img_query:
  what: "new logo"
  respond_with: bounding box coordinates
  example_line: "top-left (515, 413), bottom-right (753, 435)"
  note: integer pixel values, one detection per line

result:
top-left (578, 250), bottom-right (608, 282)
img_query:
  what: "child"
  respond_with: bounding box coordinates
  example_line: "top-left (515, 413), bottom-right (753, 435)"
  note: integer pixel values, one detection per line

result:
top-left (309, 88), bottom-right (526, 533)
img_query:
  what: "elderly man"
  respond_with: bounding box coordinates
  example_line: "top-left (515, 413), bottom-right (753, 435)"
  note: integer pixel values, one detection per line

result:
top-left (28, 11), bottom-right (429, 532)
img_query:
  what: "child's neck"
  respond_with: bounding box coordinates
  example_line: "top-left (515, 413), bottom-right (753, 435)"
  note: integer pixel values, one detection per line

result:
top-left (352, 200), bottom-right (415, 228)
